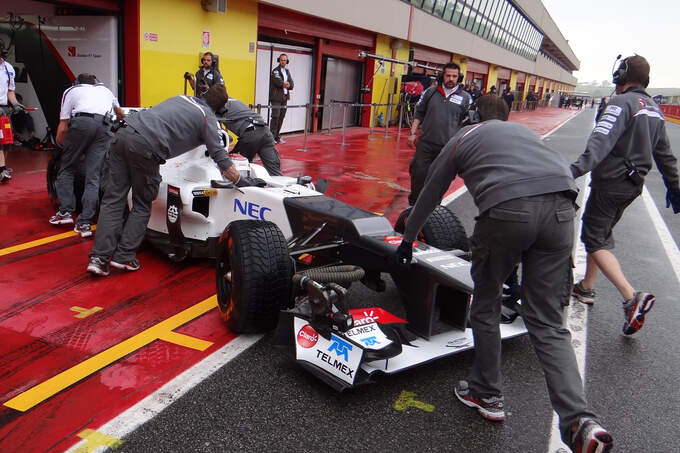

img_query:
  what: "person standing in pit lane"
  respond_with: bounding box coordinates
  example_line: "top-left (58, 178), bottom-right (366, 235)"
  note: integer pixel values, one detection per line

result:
top-left (407, 61), bottom-right (471, 206)
top-left (219, 97), bottom-right (283, 176)
top-left (185, 52), bottom-right (224, 99)
top-left (0, 42), bottom-right (23, 183)
top-left (571, 55), bottom-right (680, 336)
top-left (50, 73), bottom-right (125, 237)
top-left (86, 85), bottom-right (243, 276)
top-left (269, 53), bottom-right (293, 144)
top-left (393, 95), bottom-right (612, 453)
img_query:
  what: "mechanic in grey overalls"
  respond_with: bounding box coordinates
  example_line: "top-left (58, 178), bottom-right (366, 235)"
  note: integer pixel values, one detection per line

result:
top-left (407, 61), bottom-right (470, 205)
top-left (396, 95), bottom-right (611, 450)
top-left (51, 73), bottom-right (124, 237)
top-left (87, 85), bottom-right (241, 276)
top-left (219, 97), bottom-right (283, 176)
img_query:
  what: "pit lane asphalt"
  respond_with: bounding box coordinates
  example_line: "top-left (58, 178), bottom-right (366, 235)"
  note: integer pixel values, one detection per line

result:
top-left (111, 109), bottom-right (680, 452)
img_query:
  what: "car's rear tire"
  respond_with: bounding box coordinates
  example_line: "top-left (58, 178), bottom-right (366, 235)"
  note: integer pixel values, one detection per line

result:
top-left (394, 205), bottom-right (469, 251)
top-left (216, 220), bottom-right (292, 333)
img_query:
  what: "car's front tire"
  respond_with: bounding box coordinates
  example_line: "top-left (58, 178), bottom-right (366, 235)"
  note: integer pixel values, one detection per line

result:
top-left (216, 220), bottom-right (292, 333)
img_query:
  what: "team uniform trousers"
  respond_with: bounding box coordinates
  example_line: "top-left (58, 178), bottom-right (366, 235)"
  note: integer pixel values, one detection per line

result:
top-left (91, 127), bottom-right (161, 262)
top-left (233, 126), bottom-right (283, 176)
top-left (468, 192), bottom-right (596, 444)
top-left (55, 115), bottom-right (113, 224)
top-left (270, 100), bottom-right (287, 141)
top-left (581, 179), bottom-right (642, 253)
top-left (408, 138), bottom-right (443, 205)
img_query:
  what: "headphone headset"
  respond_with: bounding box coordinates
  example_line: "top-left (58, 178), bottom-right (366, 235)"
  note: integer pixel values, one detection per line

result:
top-left (612, 55), bottom-right (628, 86)
top-left (277, 54), bottom-right (289, 64)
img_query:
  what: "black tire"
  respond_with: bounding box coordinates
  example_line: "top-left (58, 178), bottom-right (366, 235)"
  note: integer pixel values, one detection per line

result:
top-left (216, 220), bottom-right (292, 333)
top-left (394, 205), bottom-right (469, 251)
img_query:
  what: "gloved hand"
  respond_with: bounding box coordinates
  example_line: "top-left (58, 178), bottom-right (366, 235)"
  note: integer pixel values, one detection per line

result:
top-left (183, 72), bottom-right (192, 80)
top-left (235, 176), bottom-right (266, 188)
top-left (11, 103), bottom-right (25, 114)
top-left (391, 240), bottom-right (413, 269)
top-left (666, 188), bottom-right (680, 214)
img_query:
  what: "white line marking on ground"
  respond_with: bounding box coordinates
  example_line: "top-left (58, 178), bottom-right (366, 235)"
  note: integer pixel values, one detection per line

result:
top-left (641, 187), bottom-right (680, 280)
top-left (65, 334), bottom-right (262, 453)
top-left (547, 177), bottom-right (591, 453)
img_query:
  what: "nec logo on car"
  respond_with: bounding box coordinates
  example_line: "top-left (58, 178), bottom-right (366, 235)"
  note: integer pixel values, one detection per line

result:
top-left (233, 199), bottom-right (271, 220)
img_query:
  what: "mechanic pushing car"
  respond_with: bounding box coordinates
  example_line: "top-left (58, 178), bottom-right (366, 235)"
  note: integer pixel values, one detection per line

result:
top-left (219, 96), bottom-right (283, 176)
top-left (394, 95), bottom-right (612, 452)
top-left (87, 85), bottom-right (242, 276)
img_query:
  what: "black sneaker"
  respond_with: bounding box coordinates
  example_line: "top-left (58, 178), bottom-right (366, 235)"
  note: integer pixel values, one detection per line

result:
top-left (622, 291), bottom-right (655, 335)
top-left (570, 417), bottom-right (613, 453)
top-left (454, 380), bottom-right (505, 421)
top-left (74, 223), bottom-right (92, 238)
top-left (110, 258), bottom-right (140, 271)
top-left (49, 211), bottom-right (74, 225)
top-left (87, 257), bottom-right (110, 276)
top-left (572, 281), bottom-right (596, 305)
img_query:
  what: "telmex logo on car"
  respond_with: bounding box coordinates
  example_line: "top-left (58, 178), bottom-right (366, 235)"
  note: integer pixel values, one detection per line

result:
top-left (233, 199), bottom-right (271, 220)
top-left (294, 318), bottom-right (363, 384)
top-left (345, 322), bottom-right (392, 350)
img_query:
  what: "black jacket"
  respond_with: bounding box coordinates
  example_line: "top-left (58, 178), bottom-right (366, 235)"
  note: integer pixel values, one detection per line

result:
top-left (269, 65), bottom-right (294, 103)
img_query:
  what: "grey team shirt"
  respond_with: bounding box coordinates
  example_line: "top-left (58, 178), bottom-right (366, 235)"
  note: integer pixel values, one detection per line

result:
top-left (404, 120), bottom-right (577, 243)
top-left (124, 95), bottom-right (233, 171)
top-left (222, 98), bottom-right (266, 136)
top-left (570, 87), bottom-right (679, 190)
top-left (415, 84), bottom-right (471, 146)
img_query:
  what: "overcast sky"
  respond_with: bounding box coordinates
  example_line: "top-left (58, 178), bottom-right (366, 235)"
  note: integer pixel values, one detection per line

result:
top-left (541, 0), bottom-right (678, 87)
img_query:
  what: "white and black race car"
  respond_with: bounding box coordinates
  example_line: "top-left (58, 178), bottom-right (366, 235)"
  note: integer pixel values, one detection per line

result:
top-left (46, 112), bottom-right (527, 391)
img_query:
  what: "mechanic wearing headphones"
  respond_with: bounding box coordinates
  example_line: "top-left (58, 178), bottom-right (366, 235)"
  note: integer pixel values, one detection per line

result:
top-left (87, 85), bottom-right (241, 276)
top-left (50, 73), bottom-right (125, 237)
top-left (571, 55), bottom-right (680, 336)
top-left (407, 61), bottom-right (471, 206)
top-left (185, 52), bottom-right (224, 99)
top-left (395, 95), bottom-right (612, 452)
top-left (0, 41), bottom-right (23, 183)
top-left (220, 96), bottom-right (283, 176)
top-left (269, 53), bottom-right (293, 144)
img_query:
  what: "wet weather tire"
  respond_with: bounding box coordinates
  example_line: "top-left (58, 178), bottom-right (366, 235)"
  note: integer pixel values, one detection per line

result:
top-left (216, 220), bottom-right (292, 333)
top-left (394, 205), bottom-right (468, 251)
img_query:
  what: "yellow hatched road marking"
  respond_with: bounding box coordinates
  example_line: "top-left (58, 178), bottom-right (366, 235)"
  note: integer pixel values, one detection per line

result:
top-left (70, 306), bottom-right (103, 319)
top-left (74, 429), bottom-right (122, 452)
top-left (0, 224), bottom-right (97, 257)
top-left (3, 295), bottom-right (217, 412)
top-left (393, 390), bottom-right (435, 412)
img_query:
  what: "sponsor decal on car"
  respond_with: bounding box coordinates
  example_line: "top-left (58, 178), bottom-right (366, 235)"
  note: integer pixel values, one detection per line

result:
top-left (294, 317), bottom-right (363, 384)
top-left (297, 324), bottom-right (319, 348)
top-left (233, 199), bottom-right (271, 220)
top-left (167, 205), bottom-right (179, 223)
top-left (350, 308), bottom-right (406, 326)
top-left (345, 322), bottom-right (392, 350)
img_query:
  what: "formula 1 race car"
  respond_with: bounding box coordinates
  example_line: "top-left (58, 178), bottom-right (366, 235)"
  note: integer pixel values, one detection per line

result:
top-left (142, 140), bottom-right (527, 391)
top-left (45, 113), bottom-right (526, 391)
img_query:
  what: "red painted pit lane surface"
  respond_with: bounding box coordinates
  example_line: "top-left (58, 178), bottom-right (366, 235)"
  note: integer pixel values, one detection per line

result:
top-left (0, 107), bottom-right (577, 452)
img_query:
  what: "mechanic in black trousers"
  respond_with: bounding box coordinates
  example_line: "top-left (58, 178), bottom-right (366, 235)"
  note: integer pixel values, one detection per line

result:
top-left (87, 85), bottom-right (241, 276)
top-left (407, 61), bottom-right (471, 205)
top-left (51, 73), bottom-right (125, 237)
top-left (571, 55), bottom-right (680, 336)
top-left (219, 96), bottom-right (283, 176)
top-left (394, 95), bottom-right (612, 452)
top-left (269, 53), bottom-right (293, 144)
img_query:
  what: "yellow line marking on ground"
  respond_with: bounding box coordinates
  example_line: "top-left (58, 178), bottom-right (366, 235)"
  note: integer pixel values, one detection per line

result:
top-left (666, 117), bottom-right (680, 125)
top-left (0, 225), bottom-right (97, 257)
top-left (73, 429), bottom-right (122, 452)
top-left (70, 306), bottom-right (103, 319)
top-left (393, 390), bottom-right (435, 412)
top-left (3, 296), bottom-right (216, 412)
